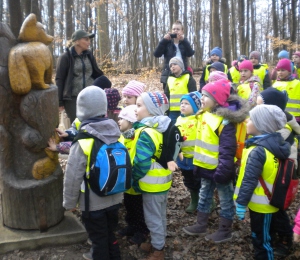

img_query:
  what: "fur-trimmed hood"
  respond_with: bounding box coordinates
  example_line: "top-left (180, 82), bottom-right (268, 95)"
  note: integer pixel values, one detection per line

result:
top-left (214, 94), bottom-right (250, 124)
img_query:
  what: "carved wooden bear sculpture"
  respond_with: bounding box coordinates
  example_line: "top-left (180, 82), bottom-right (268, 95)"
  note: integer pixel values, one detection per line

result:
top-left (8, 13), bottom-right (53, 95)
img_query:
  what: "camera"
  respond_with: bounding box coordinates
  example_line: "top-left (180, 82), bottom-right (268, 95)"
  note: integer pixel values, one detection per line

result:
top-left (170, 33), bottom-right (177, 38)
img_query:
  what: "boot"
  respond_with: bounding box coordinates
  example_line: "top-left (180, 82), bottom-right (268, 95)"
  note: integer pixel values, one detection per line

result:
top-left (205, 217), bottom-right (233, 243)
top-left (185, 190), bottom-right (199, 213)
top-left (274, 235), bottom-right (293, 257)
top-left (182, 211), bottom-right (209, 236)
top-left (141, 248), bottom-right (164, 260)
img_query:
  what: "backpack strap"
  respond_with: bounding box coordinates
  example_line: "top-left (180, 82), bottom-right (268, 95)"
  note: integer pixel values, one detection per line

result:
top-left (258, 176), bottom-right (272, 201)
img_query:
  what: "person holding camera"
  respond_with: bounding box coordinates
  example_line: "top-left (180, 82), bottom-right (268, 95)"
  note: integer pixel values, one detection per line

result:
top-left (153, 20), bottom-right (195, 90)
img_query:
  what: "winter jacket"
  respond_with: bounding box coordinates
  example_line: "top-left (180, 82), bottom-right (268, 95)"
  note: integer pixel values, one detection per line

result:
top-left (294, 209), bottom-right (300, 235)
top-left (235, 133), bottom-right (291, 207)
top-left (56, 47), bottom-right (103, 106)
top-left (63, 118), bottom-right (122, 211)
top-left (194, 95), bottom-right (250, 183)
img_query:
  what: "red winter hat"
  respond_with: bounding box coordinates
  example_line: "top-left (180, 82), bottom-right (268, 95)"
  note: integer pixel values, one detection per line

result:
top-left (276, 58), bottom-right (291, 72)
top-left (238, 60), bottom-right (253, 72)
top-left (202, 79), bottom-right (231, 107)
top-left (293, 51), bottom-right (300, 58)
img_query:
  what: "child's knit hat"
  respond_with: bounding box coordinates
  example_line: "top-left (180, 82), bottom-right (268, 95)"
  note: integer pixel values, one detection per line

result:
top-left (249, 51), bottom-right (261, 61)
top-left (208, 71), bottom-right (228, 82)
top-left (239, 60), bottom-right (253, 72)
top-left (276, 58), bottom-right (291, 72)
top-left (105, 88), bottom-right (121, 110)
top-left (210, 47), bottom-right (222, 58)
top-left (208, 62), bottom-right (225, 72)
top-left (238, 55), bottom-right (248, 62)
top-left (202, 79), bottom-right (231, 107)
top-left (259, 87), bottom-right (288, 111)
top-left (140, 92), bottom-right (169, 116)
top-left (169, 57), bottom-right (185, 71)
top-left (278, 50), bottom-right (289, 59)
top-left (77, 86), bottom-right (107, 121)
top-left (293, 51), bottom-right (300, 58)
top-left (250, 104), bottom-right (287, 134)
top-left (93, 75), bottom-right (112, 89)
top-left (122, 80), bottom-right (145, 97)
top-left (119, 105), bottom-right (137, 123)
top-left (180, 91), bottom-right (202, 114)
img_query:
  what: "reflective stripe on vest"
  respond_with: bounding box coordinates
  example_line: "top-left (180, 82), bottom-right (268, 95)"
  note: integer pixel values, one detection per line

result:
top-left (273, 79), bottom-right (300, 117)
top-left (168, 74), bottom-right (190, 111)
top-left (233, 146), bottom-right (279, 213)
top-left (229, 66), bottom-right (240, 84)
top-left (175, 115), bottom-right (197, 158)
top-left (131, 127), bottom-right (172, 193)
top-left (253, 64), bottom-right (268, 85)
top-left (204, 64), bottom-right (228, 82)
top-left (193, 112), bottom-right (223, 169)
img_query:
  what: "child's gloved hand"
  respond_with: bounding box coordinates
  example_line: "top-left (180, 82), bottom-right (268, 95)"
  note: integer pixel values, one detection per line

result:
top-left (236, 203), bottom-right (247, 220)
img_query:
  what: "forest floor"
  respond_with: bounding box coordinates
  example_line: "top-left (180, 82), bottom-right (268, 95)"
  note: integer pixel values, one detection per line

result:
top-left (1, 71), bottom-right (300, 260)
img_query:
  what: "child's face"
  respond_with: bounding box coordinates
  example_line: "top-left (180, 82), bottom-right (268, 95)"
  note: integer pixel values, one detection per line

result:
top-left (170, 63), bottom-right (182, 76)
top-left (210, 54), bottom-right (220, 63)
top-left (200, 94), bottom-right (217, 111)
top-left (135, 97), bottom-right (152, 121)
top-left (123, 95), bottom-right (137, 106)
top-left (292, 55), bottom-right (300, 65)
top-left (250, 57), bottom-right (259, 65)
top-left (246, 118), bottom-right (261, 136)
top-left (209, 68), bottom-right (217, 73)
top-left (118, 118), bottom-right (132, 132)
top-left (180, 99), bottom-right (194, 116)
top-left (277, 69), bottom-right (290, 80)
top-left (239, 69), bottom-right (252, 81)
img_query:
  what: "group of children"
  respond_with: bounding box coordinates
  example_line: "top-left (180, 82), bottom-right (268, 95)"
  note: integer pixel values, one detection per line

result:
top-left (58, 45), bottom-right (300, 260)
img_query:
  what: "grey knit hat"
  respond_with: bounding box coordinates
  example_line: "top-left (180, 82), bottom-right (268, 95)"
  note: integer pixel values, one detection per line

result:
top-left (140, 92), bottom-right (169, 116)
top-left (76, 86), bottom-right (107, 121)
top-left (250, 104), bottom-right (286, 134)
top-left (169, 57), bottom-right (185, 71)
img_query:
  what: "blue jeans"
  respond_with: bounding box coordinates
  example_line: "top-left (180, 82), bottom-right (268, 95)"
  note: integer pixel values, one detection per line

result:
top-left (197, 178), bottom-right (235, 220)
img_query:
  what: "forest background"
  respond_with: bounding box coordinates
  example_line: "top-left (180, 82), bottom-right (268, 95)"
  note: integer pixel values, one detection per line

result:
top-left (3, 0), bottom-right (300, 74)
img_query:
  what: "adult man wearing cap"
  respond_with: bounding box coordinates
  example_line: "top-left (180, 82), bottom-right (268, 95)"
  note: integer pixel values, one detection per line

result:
top-left (56, 29), bottom-right (103, 122)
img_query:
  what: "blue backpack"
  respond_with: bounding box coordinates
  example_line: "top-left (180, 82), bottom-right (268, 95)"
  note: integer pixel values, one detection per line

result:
top-left (74, 132), bottom-right (132, 199)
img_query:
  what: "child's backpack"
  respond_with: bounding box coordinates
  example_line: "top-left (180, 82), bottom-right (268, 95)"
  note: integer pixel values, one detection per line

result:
top-left (74, 131), bottom-right (132, 198)
top-left (259, 158), bottom-right (299, 210)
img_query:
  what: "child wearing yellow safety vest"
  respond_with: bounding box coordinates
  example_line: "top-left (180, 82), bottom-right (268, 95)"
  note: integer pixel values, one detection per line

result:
top-left (229, 55), bottom-right (248, 84)
top-left (272, 58), bottom-right (300, 124)
top-left (63, 86), bottom-right (122, 260)
top-left (292, 51), bottom-right (300, 79)
top-left (237, 60), bottom-right (262, 106)
top-left (175, 91), bottom-right (202, 213)
top-left (183, 79), bottom-right (250, 243)
top-left (165, 57), bottom-right (196, 125)
top-left (234, 105), bottom-right (290, 260)
top-left (116, 105), bottom-right (150, 245)
top-left (131, 92), bottom-right (172, 260)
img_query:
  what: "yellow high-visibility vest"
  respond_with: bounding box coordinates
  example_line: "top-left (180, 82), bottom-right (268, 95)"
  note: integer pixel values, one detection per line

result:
top-left (168, 74), bottom-right (190, 111)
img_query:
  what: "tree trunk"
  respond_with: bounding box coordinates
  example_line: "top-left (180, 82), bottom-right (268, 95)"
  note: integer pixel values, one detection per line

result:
top-left (149, 0), bottom-right (154, 67)
top-left (238, 0), bottom-right (246, 54)
top-left (48, 0), bottom-right (54, 57)
top-left (168, 0), bottom-right (173, 27)
top-left (245, 0), bottom-right (250, 54)
top-left (31, 0), bottom-right (41, 22)
top-left (22, 0), bottom-right (31, 17)
top-left (231, 0), bottom-right (237, 59)
top-left (272, 0), bottom-right (279, 57)
top-left (0, 0), bottom-right (3, 22)
top-left (290, 0), bottom-right (297, 43)
top-left (194, 0), bottom-right (202, 67)
top-left (8, 0), bottom-right (23, 38)
top-left (65, 0), bottom-right (73, 40)
top-left (250, 0), bottom-right (256, 51)
top-left (211, 0), bottom-right (221, 48)
top-left (174, 0), bottom-right (179, 20)
top-left (97, 0), bottom-right (110, 63)
top-left (221, 0), bottom-right (230, 67)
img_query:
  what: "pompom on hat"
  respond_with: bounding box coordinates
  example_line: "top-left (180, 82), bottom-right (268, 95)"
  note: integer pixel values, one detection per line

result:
top-left (140, 92), bottom-right (169, 116)
top-left (250, 104), bottom-right (287, 134)
top-left (119, 105), bottom-right (137, 123)
top-left (76, 86), bottom-right (107, 121)
top-left (208, 71), bottom-right (228, 82)
top-left (238, 60), bottom-right (253, 72)
top-left (276, 58), bottom-right (291, 72)
top-left (180, 91), bottom-right (202, 114)
top-left (202, 79), bottom-right (231, 107)
top-left (122, 80), bottom-right (145, 97)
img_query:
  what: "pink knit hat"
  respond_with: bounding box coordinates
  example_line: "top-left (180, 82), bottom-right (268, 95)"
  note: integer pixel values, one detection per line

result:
top-left (276, 58), bottom-right (291, 72)
top-left (202, 79), bottom-right (231, 107)
top-left (122, 80), bottom-right (145, 97)
top-left (239, 60), bottom-right (253, 72)
top-left (208, 71), bottom-right (228, 82)
top-left (119, 105), bottom-right (137, 123)
top-left (293, 51), bottom-right (300, 58)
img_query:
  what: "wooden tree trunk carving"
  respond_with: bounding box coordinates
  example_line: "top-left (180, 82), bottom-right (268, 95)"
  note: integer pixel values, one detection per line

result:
top-left (0, 14), bottom-right (64, 231)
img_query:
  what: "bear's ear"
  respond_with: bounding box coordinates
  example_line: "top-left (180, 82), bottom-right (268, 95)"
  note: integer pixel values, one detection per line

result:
top-left (22, 13), bottom-right (37, 28)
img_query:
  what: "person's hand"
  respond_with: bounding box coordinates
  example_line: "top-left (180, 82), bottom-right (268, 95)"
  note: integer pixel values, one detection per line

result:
top-left (59, 106), bottom-right (65, 112)
top-left (178, 152), bottom-right (184, 161)
top-left (236, 203), bottom-right (247, 220)
top-left (47, 137), bottom-right (58, 152)
top-left (56, 128), bottom-right (68, 138)
top-left (164, 33), bottom-right (171, 40)
top-left (177, 32), bottom-right (184, 41)
top-left (167, 161), bottom-right (178, 171)
top-left (294, 233), bottom-right (300, 243)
